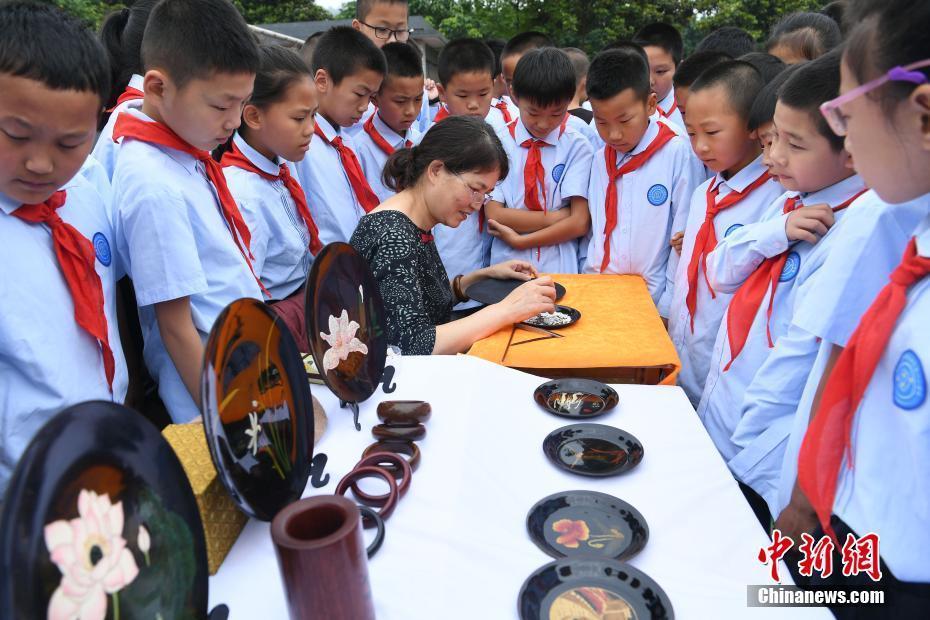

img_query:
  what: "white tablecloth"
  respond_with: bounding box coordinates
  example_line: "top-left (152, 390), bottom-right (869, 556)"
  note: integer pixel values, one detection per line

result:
top-left (209, 355), bottom-right (828, 619)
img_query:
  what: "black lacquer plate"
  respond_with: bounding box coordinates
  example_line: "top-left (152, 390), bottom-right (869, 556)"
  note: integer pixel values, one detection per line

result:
top-left (0, 402), bottom-right (211, 619)
top-left (534, 378), bottom-right (619, 418)
top-left (465, 278), bottom-right (566, 305)
top-left (522, 305), bottom-right (581, 330)
top-left (543, 423), bottom-right (644, 477)
top-left (526, 490), bottom-right (649, 561)
top-left (201, 298), bottom-right (313, 521)
top-left (304, 242), bottom-right (388, 407)
top-left (518, 558), bottom-right (674, 620)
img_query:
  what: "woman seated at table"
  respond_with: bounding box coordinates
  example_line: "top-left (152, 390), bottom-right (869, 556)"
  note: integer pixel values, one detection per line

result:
top-left (350, 116), bottom-right (556, 355)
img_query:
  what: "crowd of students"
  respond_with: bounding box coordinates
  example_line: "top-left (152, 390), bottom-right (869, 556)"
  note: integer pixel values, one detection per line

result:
top-left (1, 0), bottom-right (928, 612)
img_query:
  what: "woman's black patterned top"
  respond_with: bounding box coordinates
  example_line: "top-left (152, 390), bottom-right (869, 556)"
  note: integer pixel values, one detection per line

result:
top-left (350, 210), bottom-right (454, 355)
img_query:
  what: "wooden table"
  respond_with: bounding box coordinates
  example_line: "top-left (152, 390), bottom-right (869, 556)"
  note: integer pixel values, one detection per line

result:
top-left (468, 274), bottom-right (681, 385)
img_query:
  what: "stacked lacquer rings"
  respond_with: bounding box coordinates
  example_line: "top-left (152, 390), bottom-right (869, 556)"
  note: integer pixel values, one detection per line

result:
top-left (335, 400), bottom-right (431, 534)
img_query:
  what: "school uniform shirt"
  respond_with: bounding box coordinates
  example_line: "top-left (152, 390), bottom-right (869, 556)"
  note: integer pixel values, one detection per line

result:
top-left (657, 88), bottom-right (685, 134)
top-left (831, 213), bottom-right (930, 582)
top-left (223, 132), bottom-right (313, 300)
top-left (768, 191), bottom-right (930, 512)
top-left (666, 155), bottom-right (784, 405)
top-left (112, 109), bottom-right (264, 423)
top-left (696, 176), bottom-right (866, 491)
top-left (489, 117), bottom-right (593, 273)
top-left (295, 114), bottom-right (371, 245)
top-left (0, 175), bottom-right (129, 492)
top-left (79, 154), bottom-right (113, 208)
top-left (355, 112), bottom-right (423, 203)
top-left (90, 73), bottom-right (144, 181)
top-left (346, 89), bottom-right (435, 137)
top-left (582, 119), bottom-right (705, 316)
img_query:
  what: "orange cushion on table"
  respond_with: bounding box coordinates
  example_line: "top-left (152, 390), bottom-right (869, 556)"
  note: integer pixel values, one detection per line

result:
top-left (466, 274), bottom-right (680, 385)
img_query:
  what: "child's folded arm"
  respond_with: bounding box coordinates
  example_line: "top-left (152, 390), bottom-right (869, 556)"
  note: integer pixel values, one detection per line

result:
top-left (705, 212), bottom-right (792, 293)
top-left (484, 199), bottom-right (571, 233)
top-left (490, 196), bottom-right (590, 250)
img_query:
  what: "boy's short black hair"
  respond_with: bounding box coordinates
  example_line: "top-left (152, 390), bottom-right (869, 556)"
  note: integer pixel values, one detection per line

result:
top-left (748, 63), bottom-right (800, 131)
top-left (601, 39), bottom-right (650, 66)
top-left (561, 47), bottom-right (590, 80)
top-left (512, 48), bottom-right (576, 108)
top-left (381, 41), bottom-right (422, 82)
top-left (485, 38), bottom-right (506, 77)
top-left (586, 48), bottom-right (651, 102)
top-left (502, 31), bottom-right (554, 59)
top-left (694, 26), bottom-right (757, 58)
top-left (438, 38), bottom-right (495, 85)
top-left (0, 0), bottom-right (110, 103)
top-left (633, 22), bottom-right (684, 66)
top-left (356, 0), bottom-right (408, 21)
top-left (312, 26), bottom-right (387, 85)
top-left (778, 50), bottom-right (845, 150)
top-left (673, 50), bottom-right (731, 88)
top-left (691, 60), bottom-right (764, 123)
top-left (738, 52), bottom-right (787, 84)
top-left (141, 0), bottom-right (259, 88)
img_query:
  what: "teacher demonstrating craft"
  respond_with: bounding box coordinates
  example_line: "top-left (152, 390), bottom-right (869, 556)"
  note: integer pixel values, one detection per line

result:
top-left (351, 116), bottom-right (556, 355)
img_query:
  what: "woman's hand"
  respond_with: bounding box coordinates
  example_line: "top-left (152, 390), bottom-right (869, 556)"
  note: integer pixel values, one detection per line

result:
top-left (496, 276), bottom-right (556, 323)
top-left (484, 259), bottom-right (539, 281)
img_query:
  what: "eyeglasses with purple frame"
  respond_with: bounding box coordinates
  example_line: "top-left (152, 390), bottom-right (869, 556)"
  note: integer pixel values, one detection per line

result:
top-left (820, 58), bottom-right (930, 136)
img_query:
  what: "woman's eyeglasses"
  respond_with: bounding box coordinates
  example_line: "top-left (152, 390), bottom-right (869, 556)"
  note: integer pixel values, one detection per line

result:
top-left (359, 21), bottom-right (414, 42)
top-left (820, 58), bottom-right (930, 136)
top-left (452, 172), bottom-right (493, 207)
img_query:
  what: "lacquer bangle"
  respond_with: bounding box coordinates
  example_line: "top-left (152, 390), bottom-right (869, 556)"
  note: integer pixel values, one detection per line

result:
top-left (350, 452), bottom-right (412, 506)
top-left (362, 440), bottom-right (421, 472)
top-left (336, 466), bottom-right (398, 525)
top-left (452, 274), bottom-right (468, 302)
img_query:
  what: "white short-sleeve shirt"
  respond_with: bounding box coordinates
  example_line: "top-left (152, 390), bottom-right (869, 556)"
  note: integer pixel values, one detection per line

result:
top-left (355, 112), bottom-right (423, 203)
top-left (0, 176), bottom-right (128, 492)
top-left (833, 213), bottom-right (930, 581)
top-left (657, 88), bottom-right (685, 134)
top-left (90, 73), bottom-right (144, 182)
top-left (667, 155), bottom-right (785, 405)
top-left (582, 119), bottom-right (705, 316)
top-left (733, 191), bottom-right (929, 516)
top-left (223, 132), bottom-right (313, 300)
top-left (112, 109), bottom-right (263, 423)
top-left (697, 176), bottom-right (866, 478)
top-left (295, 114), bottom-right (370, 246)
top-left (489, 117), bottom-right (593, 274)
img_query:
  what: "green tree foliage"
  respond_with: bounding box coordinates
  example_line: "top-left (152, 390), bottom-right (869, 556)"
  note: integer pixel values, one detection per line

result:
top-left (49, 0), bottom-right (329, 28)
top-left (340, 0), bottom-right (825, 53)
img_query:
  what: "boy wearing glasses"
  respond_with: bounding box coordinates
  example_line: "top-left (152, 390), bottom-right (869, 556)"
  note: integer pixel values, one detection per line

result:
top-left (295, 27), bottom-right (386, 245)
top-left (484, 48), bottom-right (593, 274)
top-left (349, 0), bottom-right (434, 135)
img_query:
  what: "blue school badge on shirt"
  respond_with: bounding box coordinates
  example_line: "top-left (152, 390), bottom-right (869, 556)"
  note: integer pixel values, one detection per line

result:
top-left (92, 232), bottom-right (111, 267)
top-left (647, 184), bottom-right (668, 206)
top-left (779, 251), bottom-right (801, 282)
top-left (552, 163), bottom-right (565, 184)
top-left (724, 223), bottom-right (743, 237)
top-left (893, 349), bottom-right (926, 410)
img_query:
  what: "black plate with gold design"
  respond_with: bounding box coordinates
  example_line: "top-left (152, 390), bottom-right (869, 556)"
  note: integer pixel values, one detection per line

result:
top-left (518, 558), bottom-right (674, 620)
top-left (465, 278), bottom-right (566, 305)
top-left (201, 298), bottom-right (313, 521)
top-left (534, 379), bottom-right (619, 418)
top-left (526, 491), bottom-right (648, 561)
top-left (543, 423), bottom-right (644, 477)
top-left (304, 243), bottom-right (388, 416)
top-left (0, 402), bottom-right (213, 619)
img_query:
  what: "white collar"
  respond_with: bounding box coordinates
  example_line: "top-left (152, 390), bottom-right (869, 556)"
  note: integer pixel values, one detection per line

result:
top-left (232, 131), bottom-right (281, 176)
top-left (711, 154), bottom-right (770, 194)
top-left (372, 112), bottom-right (407, 147)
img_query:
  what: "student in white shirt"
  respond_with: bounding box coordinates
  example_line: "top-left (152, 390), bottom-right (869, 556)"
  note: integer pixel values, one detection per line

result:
top-left (430, 38), bottom-right (502, 306)
top-left (633, 22), bottom-right (687, 131)
top-left (699, 54), bottom-right (866, 513)
top-left (578, 48), bottom-right (704, 317)
top-left (668, 61), bottom-right (785, 405)
top-left (484, 48), bottom-right (592, 275)
top-left (111, 0), bottom-right (264, 423)
top-left (356, 42), bottom-right (424, 203)
top-left (220, 45), bottom-right (321, 301)
top-left (772, 7), bottom-right (930, 608)
top-left (295, 27), bottom-right (385, 245)
top-left (89, 0), bottom-right (155, 182)
top-left (0, 2), bottom-right (128, 492)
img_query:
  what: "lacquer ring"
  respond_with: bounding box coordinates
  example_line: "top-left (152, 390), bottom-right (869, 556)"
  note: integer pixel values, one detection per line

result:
top-left (350, 452), bottom-right (412, 506)
top-left (336, 466), bottom-right (398, 525)
top-left (362, 440), bottom-right (421, 472)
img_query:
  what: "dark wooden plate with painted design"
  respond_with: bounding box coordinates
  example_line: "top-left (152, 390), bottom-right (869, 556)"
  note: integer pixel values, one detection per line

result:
top-left (542, 423), bottom-right (644, 477)
top-left (534, 378), bottom-right (619, 418)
